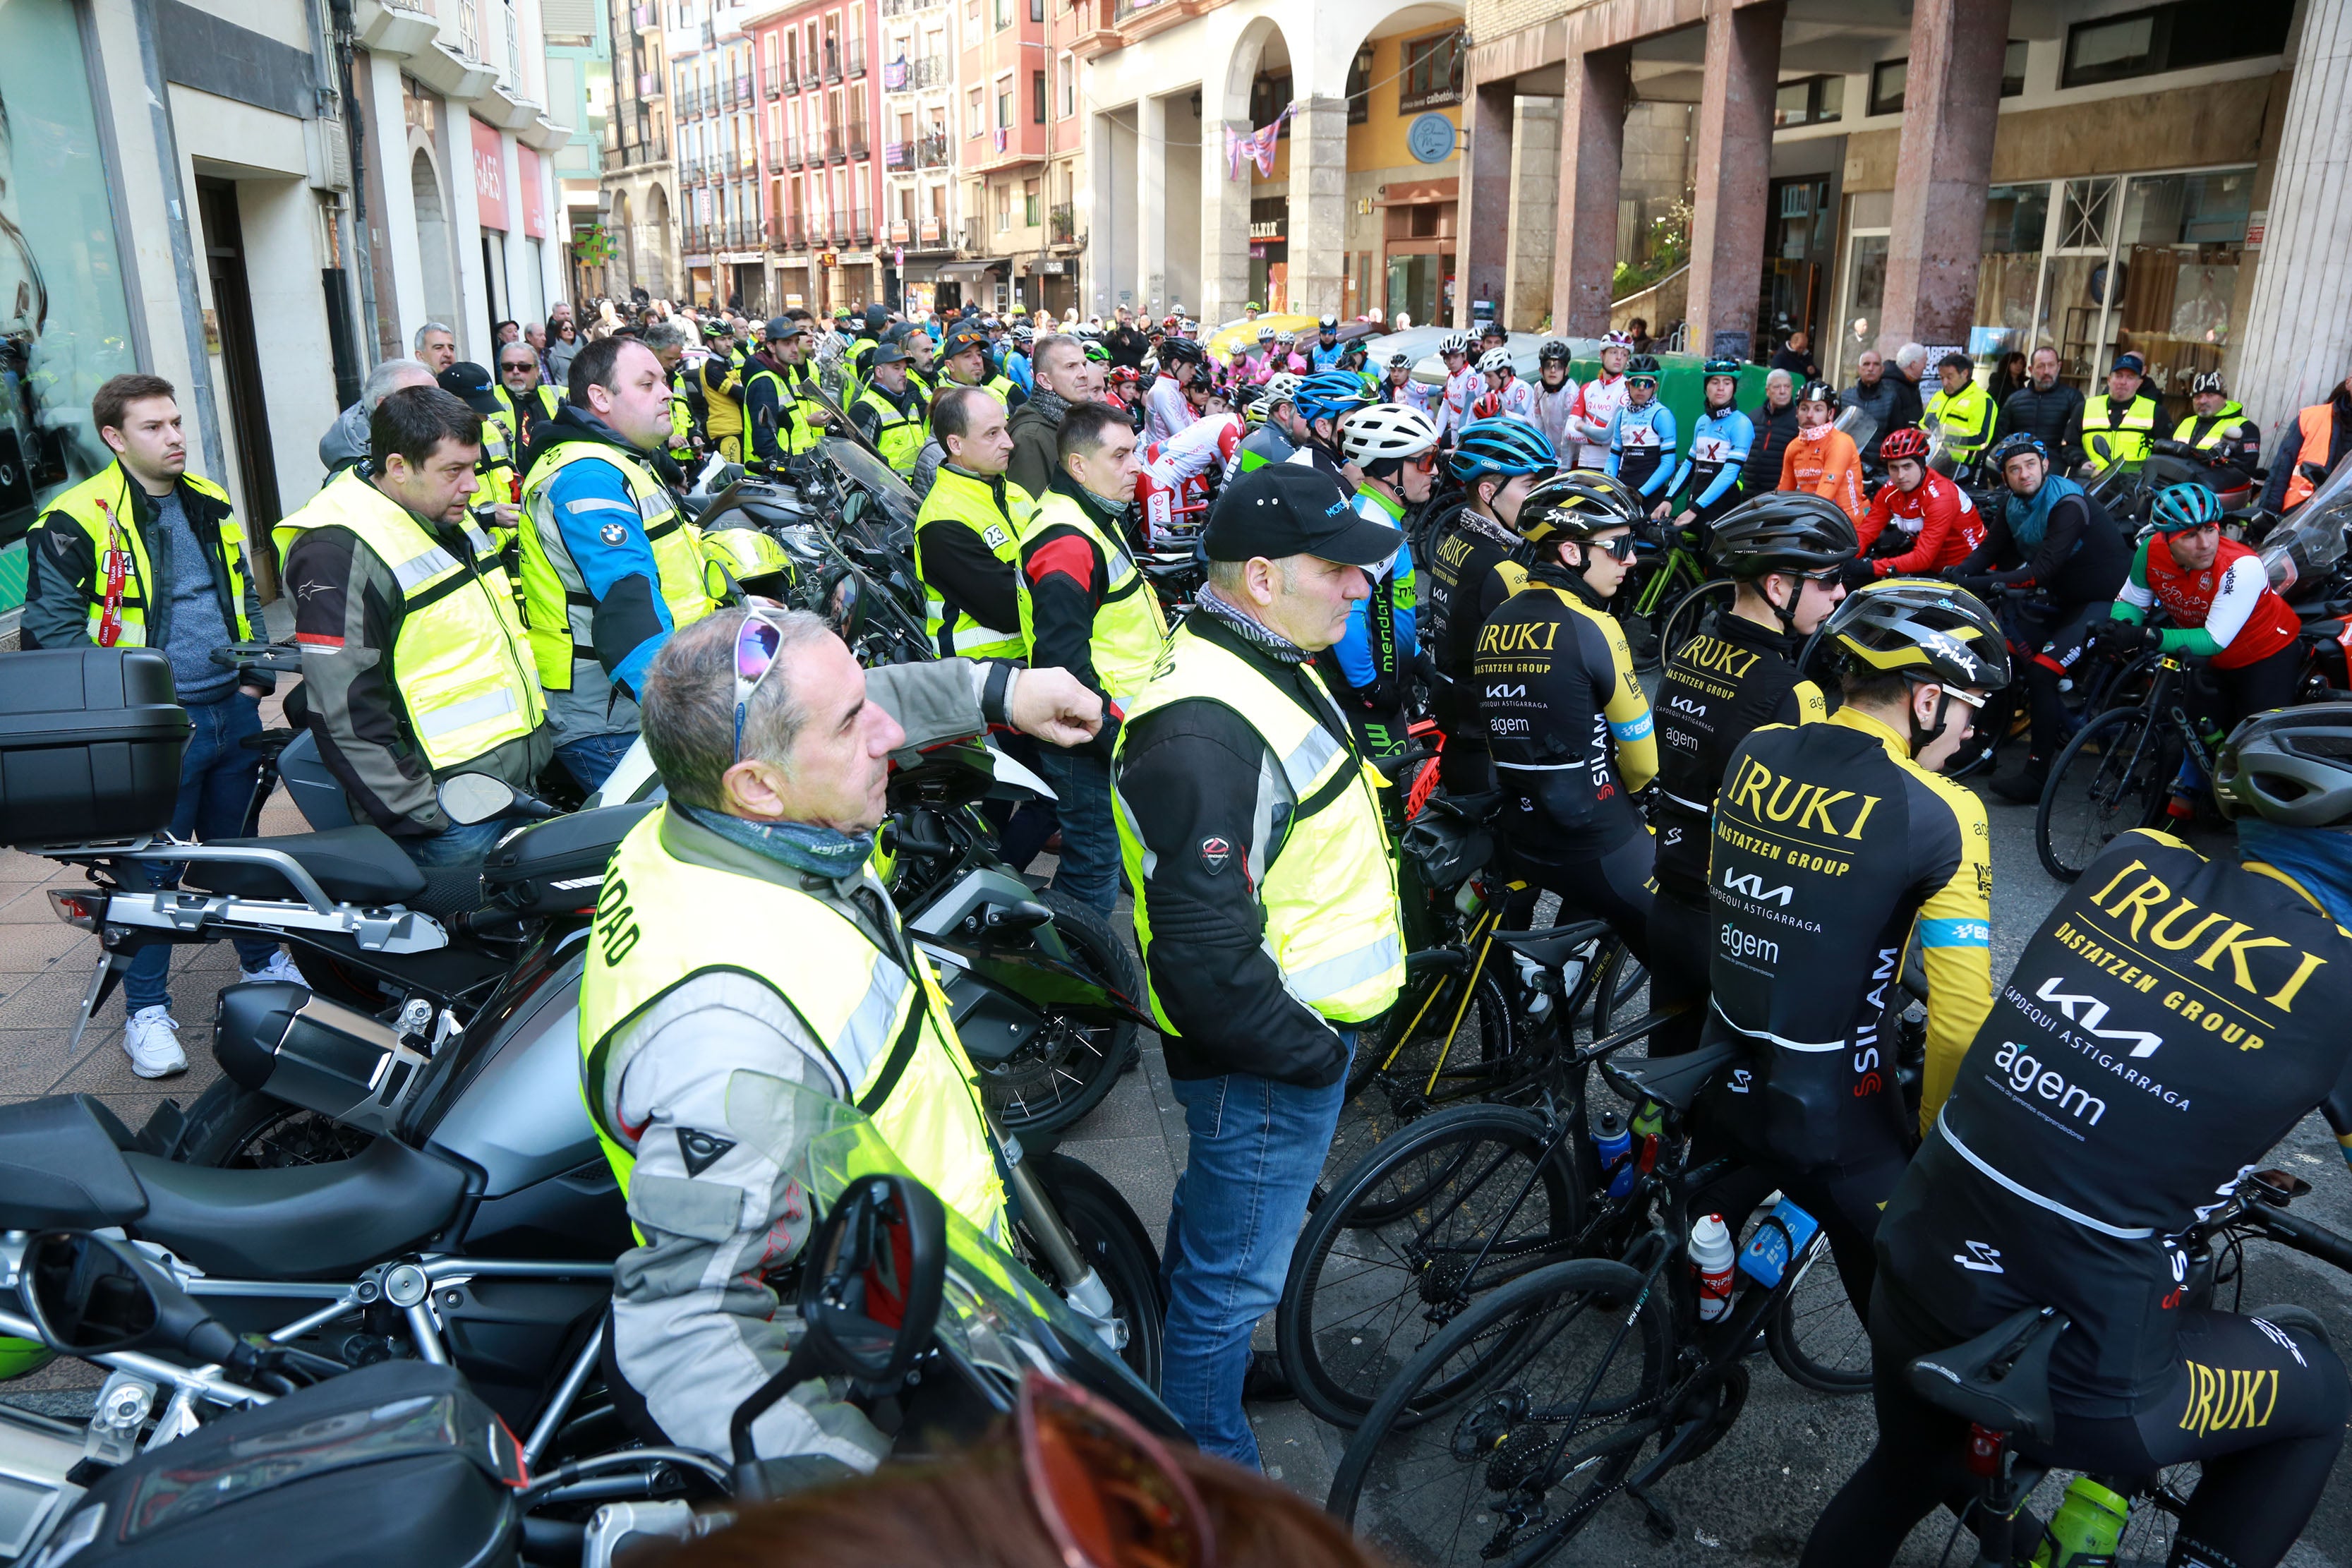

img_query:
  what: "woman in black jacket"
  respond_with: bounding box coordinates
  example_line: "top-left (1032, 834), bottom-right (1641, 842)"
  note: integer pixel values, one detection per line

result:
top-left (1742, 369), bottom-right (1800, 495)
top-left (1986, 350), bottom-right (2030, 406)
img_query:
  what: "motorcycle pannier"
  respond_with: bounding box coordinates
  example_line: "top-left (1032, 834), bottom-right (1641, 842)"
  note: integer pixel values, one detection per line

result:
top-left (0, 649), bottom-right (191, 847)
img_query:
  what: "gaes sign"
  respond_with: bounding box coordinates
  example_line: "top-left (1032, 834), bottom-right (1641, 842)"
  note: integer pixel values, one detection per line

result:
top-left (471, 118), bottom-right (509, 232)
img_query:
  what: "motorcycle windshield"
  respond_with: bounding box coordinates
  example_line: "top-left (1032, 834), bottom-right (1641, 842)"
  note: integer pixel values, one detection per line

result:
top-left (1833, 403), bottom-right (1877, 453)
top-left (824, 436), bottom-right (923, 539)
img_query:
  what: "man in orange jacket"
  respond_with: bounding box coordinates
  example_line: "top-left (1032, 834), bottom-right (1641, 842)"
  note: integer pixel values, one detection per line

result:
top-left (1780, 380), bottom-right (1865, 524)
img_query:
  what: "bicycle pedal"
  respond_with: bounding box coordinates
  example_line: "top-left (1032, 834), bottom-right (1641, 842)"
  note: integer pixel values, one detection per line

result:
top-left (1625, 1483), bottom-right (1676, 1544)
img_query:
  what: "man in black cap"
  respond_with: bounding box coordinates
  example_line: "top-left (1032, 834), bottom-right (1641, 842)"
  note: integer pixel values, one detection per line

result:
top-left (848, 341), bottom-right (928, 475)
top-left (740, 317), bottom-right (816, 474)
top-left (436, 361), bottom-right (519, 542)
top-left (1109, 462), bottom-right (1409, 1469)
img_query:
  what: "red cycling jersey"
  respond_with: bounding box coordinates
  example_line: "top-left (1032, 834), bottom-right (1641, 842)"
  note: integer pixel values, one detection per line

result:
top-left (1859, 472), bottom-right (1984, 578)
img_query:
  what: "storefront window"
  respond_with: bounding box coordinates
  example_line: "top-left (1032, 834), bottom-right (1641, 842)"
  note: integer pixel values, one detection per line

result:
top-left (2035, 176), bottom-right (2118, 390)
top-left (0, 0), bottom-right (139, 625)
top-left (1832, 191), bottom-right (1890, 385)
top-left (2110, 167), bottom-right (2253, 415)
top-left (1970, 183), bottom-right (2047, 370)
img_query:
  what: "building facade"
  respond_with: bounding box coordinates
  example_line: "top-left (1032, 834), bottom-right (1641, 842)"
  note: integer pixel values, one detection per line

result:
top-left (952, 0), bottom-right (1085, 318)
top-left (598, 0), bottom-right (677, 300)
top-left (877, 0), bottom-right (963, 315)
top-left (748, 0), bottom-right (886, 315)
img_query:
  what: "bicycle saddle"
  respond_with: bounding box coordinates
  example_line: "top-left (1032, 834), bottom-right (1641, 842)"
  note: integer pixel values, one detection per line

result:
top-left (1906, 1306), bottom-right (2069, 1445)
top-left (1602, 1036), bottom-right (1743, 1115)
top-left (1491, 919), bottom-right (1610, 974)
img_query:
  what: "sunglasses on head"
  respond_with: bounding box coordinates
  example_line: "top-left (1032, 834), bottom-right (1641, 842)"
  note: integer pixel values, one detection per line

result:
top-left (732, 605), bottom-right (791, 764)
top-left (1019, 1373), bottom-right (1213, 1568)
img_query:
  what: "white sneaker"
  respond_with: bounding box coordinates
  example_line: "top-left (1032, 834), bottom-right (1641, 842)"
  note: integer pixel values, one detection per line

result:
top-left (123, 1007), bottom-right (187, 1079)
top-left (239, 950), bottom-right (310, 988)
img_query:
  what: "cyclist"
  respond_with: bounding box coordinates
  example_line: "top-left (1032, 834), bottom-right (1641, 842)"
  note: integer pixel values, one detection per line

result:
top-left (1433, 332), bottom-right (1480, 446)
top-left (1478, 346), bottom-right (1538, 423)
top-left (1648, 494), bottom-right (1856, 1058)
top-left (1950, 432), bottom-right (2133, 804)
top-left (2099, 480), bottom-right (2303, 816)
top-left (1284, 370), bottom-right (1373, 488)
top-left (1841, 426), bottom-right (1985, 586)
top-left (1243, 323), bottom-right (1279, 385)
top-left (1532, 339), bottom-right (1580, 458)
top-left (1476, 476), bottom-right (1658, 958)
top-left (1921, 351), bottom-right (1995, 472)
top-left (1660, 357), bottom-right (1754, 544)
top-left (1145, 337), bottom-right (1206, 445)
top-left (1378, 351), bottom-right (1420, 410)
top-left (1702, 580), bottom-right (2004, 1316)
top-left (1605, 354), bottom-right (1678, 512)
top-left (1423, 417), bottom-right (1560, 792)
top-left (1779, 380), bottom-right (1867, 524)
top-left (1324, 404), bottom-right (1437, 756)
top-left (1569, 331), bottom-right (1634, 471)
top-left (1801, 704), bottom-right (2352, 1568)
top-left (1308, 314), bottom-right (1346, 371)
top-left (2162, 369), bottom-right (2262, 486)
top-left (1236, 372), bottom-right (1304, 471)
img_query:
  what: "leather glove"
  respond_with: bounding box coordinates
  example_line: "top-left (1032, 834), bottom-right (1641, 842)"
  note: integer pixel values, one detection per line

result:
top-left (1835, 557), bottom-right (1878, 591)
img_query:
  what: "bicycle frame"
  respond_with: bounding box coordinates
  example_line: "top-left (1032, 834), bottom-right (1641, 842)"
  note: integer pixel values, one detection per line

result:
top-left (1627, 544), bottom-right (1705, 621)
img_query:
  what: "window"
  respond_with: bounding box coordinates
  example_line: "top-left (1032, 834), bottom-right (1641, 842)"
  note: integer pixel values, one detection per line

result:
top-left (1399, 30), bottom-right (1463, 112)
top-left (1031, 69), bottom-right (1045, 123)
top-left (1029, 0), bottom-right (1041, 19)
top-left (996, 181), bottom-right (1010, 231)
top-left (1868, 58), bottom-right (1905, 116)
top-left (1023, 176), bottom-right (1039, 226)
top-left (2001, 39), bottom-right (2027, 96)
top-left (1344, 43), bottom-right (1370, 126)
top-left (2063, 0), bottom-right (2290, 87)
top-left (1772, 73), bottom-right (1843, 128)
top-left (967, 85), bottom-right (982, 135)
top-left (994, 0), bottom-right (1009, 28)
top-left (1059, 52), bottom-right (1074, 117)
top-left (996, 85), bottom-right (1011, 128)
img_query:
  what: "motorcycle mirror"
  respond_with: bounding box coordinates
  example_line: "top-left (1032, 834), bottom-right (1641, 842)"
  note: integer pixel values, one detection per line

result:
top-left (824, 569), bottom-right (871, 644)
top-left (439, 773), bottom-right (519, 825)
top-left (21, 1231), bottom-right (238, 1365)
top-left (797, 1174), bottom-right (948, 1385)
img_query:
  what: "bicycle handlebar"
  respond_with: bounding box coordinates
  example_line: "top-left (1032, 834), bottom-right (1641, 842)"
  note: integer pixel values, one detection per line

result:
top-left (2243, 1202), bottom-right (2352, 1275)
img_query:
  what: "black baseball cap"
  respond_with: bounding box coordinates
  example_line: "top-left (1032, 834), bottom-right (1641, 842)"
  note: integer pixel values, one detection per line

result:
top-left (437, 362), bottom-right (504, 418)
top-left (869, 342), bottom-right (910, 367)
top-left (764, 315), bottom-right (804, 341)
top-left (1203, 463), bottom-right (1401, 567)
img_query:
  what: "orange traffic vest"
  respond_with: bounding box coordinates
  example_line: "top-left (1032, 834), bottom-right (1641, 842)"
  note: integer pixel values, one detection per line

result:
top-left (2284, 403), bottom-right (2339, 510)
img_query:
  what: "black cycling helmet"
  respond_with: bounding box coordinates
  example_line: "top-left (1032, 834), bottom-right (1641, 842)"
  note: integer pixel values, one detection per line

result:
top-left (1824, 578), bottom-right (2011, 693)
top-left (1625, 354), bottom-right (1662, 384)
top-left (1513, 469), bottom-right (1645, 548)
top-left (1159, 337), bottom-right (1206, 364)
top-left (1989, 431), bottom-right (2048, 470)
top-left (1538, 339), bottom-right (1573, 363)
top-left (1797, 380), bottom-right (1838, 409)
top-left (2214, 704), bottom-right (2352, 828)
top-left (1708, 493), bottom-right (1860, 579)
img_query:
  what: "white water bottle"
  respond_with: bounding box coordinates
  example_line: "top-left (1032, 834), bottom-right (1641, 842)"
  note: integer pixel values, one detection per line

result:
top-left (1690, 1213), bottom-right (1736, 1322)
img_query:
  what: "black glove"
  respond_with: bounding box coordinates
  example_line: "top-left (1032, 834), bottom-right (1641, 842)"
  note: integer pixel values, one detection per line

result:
top-left (1835, 557), bottom-right (1878, 591)
top-left (2097, 620), bottom-right (2149, 658)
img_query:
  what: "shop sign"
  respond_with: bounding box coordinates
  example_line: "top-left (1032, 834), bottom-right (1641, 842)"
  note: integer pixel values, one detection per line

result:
top-left (471, 118), bottom-right (508, 232)
top-left (1407, 112), bottom-right (1457, 166)
top-left (2247, 210), bottom-right (2266, 248)
top-left (519, 146), bottom-right (546, 238)
top-left (1038, 259), bottom-right (1064, 274)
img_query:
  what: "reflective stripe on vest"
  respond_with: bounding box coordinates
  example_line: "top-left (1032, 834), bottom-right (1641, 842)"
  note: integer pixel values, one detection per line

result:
top-left (2085, 394), bottom-right (2158, 468)
top-left (34, 463), bottom-right (255, 649)
top-left (1112, 623), bottom-right (1405, 1025)
top-left (1016, 489), bottom-right (1170, 703)
top-left (577, 809), bottom-right (1006, 1240)
top-left (272, 469), bottom-right (544, 768)
top-left (1925, 382), bottom-right (1994, 457)
top-left (2173, 403), bottom-right (2248, 454)
top-left (855, 387), bottom-right (927, 474)
top-left (517, 440), bottom-right (718, 689)
top-left (2285, 403), bottom-right (2337, 509)
top-left (915, 465), bottom-right (1038, 661)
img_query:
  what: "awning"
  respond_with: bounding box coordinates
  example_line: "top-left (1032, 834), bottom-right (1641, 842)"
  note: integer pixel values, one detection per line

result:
top-left (936, 259), bottom-right (1011, 279)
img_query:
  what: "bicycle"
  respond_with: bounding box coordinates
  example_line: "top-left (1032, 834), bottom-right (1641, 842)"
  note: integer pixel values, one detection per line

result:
top-left (1615, 526), bottom-right (1712, 673)
top-left (1323, 1035), bottom-right (1865, 1565)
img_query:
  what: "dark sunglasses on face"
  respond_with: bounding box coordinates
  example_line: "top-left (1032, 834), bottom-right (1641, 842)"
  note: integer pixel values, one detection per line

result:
top-left (1594, 533), bottom-right (1639, 562)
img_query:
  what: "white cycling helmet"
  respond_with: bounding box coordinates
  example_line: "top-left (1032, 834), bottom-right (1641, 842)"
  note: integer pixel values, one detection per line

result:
top-left (1478, 347), bottom-right (1514, 376)
top-left (1257, 325), bottom-right (1277, 342)
top-left (1276, 330), bottom-right (1298, 346)
top-left (1262, 371), bottom-right (1303, 409)
top-left (1441, 332), bottom-right (1471, 356)
top-left (1339, 402), bottom-right (1441, 463)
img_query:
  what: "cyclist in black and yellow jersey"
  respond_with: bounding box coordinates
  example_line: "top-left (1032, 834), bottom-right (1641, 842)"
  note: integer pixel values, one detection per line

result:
top-left (1804, 703), bottom-right (2352, 1568)
top-left (1476, 476), bottom-right (1658, 957)
top-left (1702, 579), bottom-right (2005, 1317)
top-left (1648, 493), bottom-right (1856, 1056)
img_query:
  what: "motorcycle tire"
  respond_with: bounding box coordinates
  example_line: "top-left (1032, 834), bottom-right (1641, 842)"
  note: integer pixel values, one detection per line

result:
top-left (979, 888), bottom-right (1142, 1138)
top-left (174, 1080), bottom-right (374, 1169)
top-left (1023, 1150), bottom-right (1166, 1392)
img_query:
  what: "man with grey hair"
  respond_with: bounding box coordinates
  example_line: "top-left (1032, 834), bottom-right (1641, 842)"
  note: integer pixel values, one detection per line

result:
top-left (639, 319), bottom-right (698, 464)
top-left (1889, 340), bottom-right (1929, 435)
top-left (1006, 333), bottom-right (1102, 498)
top-left (575, 605), bottom-right (1102, 1469)
top-left (318, 357), bottom-right (438, 474)
top-left (414, 322), bottom-right (457, 374)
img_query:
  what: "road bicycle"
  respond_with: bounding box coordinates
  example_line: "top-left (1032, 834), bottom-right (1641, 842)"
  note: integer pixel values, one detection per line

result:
top-left (1617, 526), bottom-right (1713, 672)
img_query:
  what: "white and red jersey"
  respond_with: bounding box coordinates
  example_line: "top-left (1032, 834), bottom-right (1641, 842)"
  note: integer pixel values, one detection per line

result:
top-left (2122, 533), bottom-right (2300, 670)
top-left (1145, 374), bottom-right (1199, 446)
top-left (1138, 414), bottom-right (1242, 548)
top-left (1570, 373), bottom-right (1627, 469)
top-left (1859, 471), bottom-right (1985, 578)
top-left (1437, 365), bottom-right (1483, 441)
top-left (1493, 377), bottom-right (1540, 424)
top-left (1533, 377), bottom-right (1581, 459)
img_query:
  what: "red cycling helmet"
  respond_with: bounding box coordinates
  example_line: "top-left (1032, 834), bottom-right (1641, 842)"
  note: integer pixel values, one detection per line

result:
top-left (1880, 427), bottom-right (1930, 464)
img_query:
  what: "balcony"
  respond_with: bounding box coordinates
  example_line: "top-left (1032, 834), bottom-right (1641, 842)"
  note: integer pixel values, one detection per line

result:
top-left (778, 216), bottom-right (807, 250)
top-left (884, 139), bottom-right (910, 170)
top-left (730, 219), bottom-right (756, 249)
top-left (846, 126), bottom-right (869, 161)
top-left (823, 128), bottom-right (846, 162)
top-left (850, 207), bottom-right (872, 245)
top-left (1049, 202), bottom-right (1075, 245)
top-left (732, 74), bottom-right (752, 106)
top-left (784, 134), bottom-right (805, 167)
top-left (845, 40), bottom-right (865, 78)
top-left (912, 54), bottom-right (946, 88)
top-left (880, 0), bottom-right (946, 14)
top-left (632, 4), bottom-right (656, 29)
top-left (915, 131), bottom-right (949, 167)
top-left (801, 67), bottom-right (822, 90)
top-left (771, 135), bottom-right (796, 168)
top-left (918, 215), bottom-right (943, 246)
top-left (637, 71), bottom-right (658, 96)
top-left (764, 70), bottom-right (781, 99)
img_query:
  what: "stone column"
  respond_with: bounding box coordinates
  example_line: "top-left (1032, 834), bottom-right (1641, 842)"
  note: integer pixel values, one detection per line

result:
top-left (1504, 97), bottom-right (1561, 334)
top-left (1878, 0), bottom-right (2009, 355)
top-left (1550, 46), bottom-right (1628, 337)
top-left (1685, 0), bottom-right (1780, 361)
top-left (1457, 79), bottom-right (1514, 330)
top-left (1200, 117), bottom-right (1255, 325)
top-left (1135, 93), bottom-right (1166, 315)
top-left (2236, 2), bottom-right (2352, 434)
top-left (1286, 95), bottom-right (1349, 320)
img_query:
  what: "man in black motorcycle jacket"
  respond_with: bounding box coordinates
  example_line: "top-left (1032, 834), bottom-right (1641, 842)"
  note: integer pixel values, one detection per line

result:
top-left (577, 613), bottom-right (1099, 1469)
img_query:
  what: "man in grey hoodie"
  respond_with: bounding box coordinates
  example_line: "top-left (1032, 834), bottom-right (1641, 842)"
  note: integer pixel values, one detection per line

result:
top-left (317, 358), bottom-right (438, 474)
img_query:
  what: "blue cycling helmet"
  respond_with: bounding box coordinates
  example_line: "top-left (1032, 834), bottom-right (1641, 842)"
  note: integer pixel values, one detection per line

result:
top-left (1989, 432), bottom-right (2047, 469)
top-left (1702, 357), bottom-right (1742, 378)
top-left (2151, 481), bottom-right (2225, 533)
top-left (1293, 370), bottom-right (1370, 426)
top-left (1449, 416), bottom-right (1560, 483)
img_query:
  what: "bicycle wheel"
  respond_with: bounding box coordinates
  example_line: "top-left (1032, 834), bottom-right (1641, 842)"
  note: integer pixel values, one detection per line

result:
top-left (1586, 937), bottom-right (1647, 1040)
top-left (1763, 1234), bottom-right (1871, 1394)
top-left (2037, 706), bottom-right (2181, 882)
top-left (1280, 1104), bottom-right (1583, 1429)
top-left (1334, 960), bottom-right (1522, 1182)
top-left (1656, 579), bottom-right (1737, 670)
top-left (1328, 1258), bottom-right (1672, 1568)
top-left (1618, 560), bottom-right (1697, 674)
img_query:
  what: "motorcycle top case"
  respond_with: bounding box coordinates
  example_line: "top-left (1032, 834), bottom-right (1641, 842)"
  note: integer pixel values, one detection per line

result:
top-left (28, 1360), bottom-right (524, 1568)
top-left (0, 649), bottom-right (191, 848)
top-left (481, 800), bottom-right (656, 915)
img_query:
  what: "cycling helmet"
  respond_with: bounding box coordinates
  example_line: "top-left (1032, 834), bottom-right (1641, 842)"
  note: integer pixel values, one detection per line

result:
top-left (0, 1337), bottom-right (52, 1383)
top-left (1257, 325), bottom-right (1277, 342)
top-left (1539, 339), bottom-right (1573, 363)
top-left (1013, 323), bottom-right (1034, 344)
top-left (1989, 431), bottom-right (2048, 469)
top-left (1276, 330), bottom-right (1298, 347)
top-left (1879, 427), bottom-right (1931, 464)
top-left (1625, 355), bottom-right (1662, 384)
top-left (2151, 481), bottom-right (2225, 533)
top-left (1293, 370), bottom-right (1371, 426)
top-left (2192, 370), bottom-right (2230, 397)
top-left (2214, 703), bottom-right (2352, 828)
top-left (1159, 337), bottom-right (1206, 364)
top-left (1236, 386), bottom-right (1270, 427)
top-left (1478, 347), bottom-right (1515, 376)
top-left (1386, 352), bottom-right (1413, 372)
top-left (1520, 469), bottom-right (1646, 533)
top-left (1318, 314), bottom-right (1339, 332)
top-left (1823, 578), bottom-right (2011, 692)
top-left (1262, 371), bottom-right (1303, 409)
top-left (1702, 357), bottom-right (1742, 379)
top-left (1471, 389), bottom-right (1503, 421)
top-left (1440, 332), bottom-right (1471, 356)
top-left (1796, 380), bottom-right (1838, 409)
top-left (1707, 493), bottom-right (1860, 579)
top-left (1449, 416), bottom-right (1560, 483)
top-left (1339, 403), bottom-right (1440, 463)
top-left (1479, 320), bottom-right (1508, 339)
top-left (1083, 342), bottom-right (1111, 363)
top-left (1599, 331), bottom-right (1633, 351)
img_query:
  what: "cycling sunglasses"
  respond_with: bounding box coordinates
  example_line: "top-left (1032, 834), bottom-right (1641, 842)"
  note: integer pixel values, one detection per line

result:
top-left (1410, 448), bottom-right (1441, 474)
top-left (732, 604), bottom-right (792, 763)
top-left (1593, 532), bottom-right (1641, 562)
top-left (1019, 1372), bottom-right (1212, 1568)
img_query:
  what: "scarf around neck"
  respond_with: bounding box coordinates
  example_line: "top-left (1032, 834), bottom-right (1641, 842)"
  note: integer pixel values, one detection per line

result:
top-left (1195, 585), bottom-right (1311, 663)
top-left (2006, 471), bottom-right (2085, 553)
top-left (680, 802), bottom-right (874, 880)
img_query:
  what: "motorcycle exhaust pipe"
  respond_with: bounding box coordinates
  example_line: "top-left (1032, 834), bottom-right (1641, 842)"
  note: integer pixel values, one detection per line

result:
top-left (212, 982), bottom-right (432, 1140)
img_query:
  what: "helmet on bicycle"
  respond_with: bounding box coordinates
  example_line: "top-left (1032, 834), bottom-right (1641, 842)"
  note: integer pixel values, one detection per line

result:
top-left (1624, 355), bottom-right (1662, 384)
top-left (1539, 339), bottom-right (1573, 363)
top-left (1440, 332), bottom-right (1471, 357)
top-left (1262, 371), bottom-right (1304, 410)
top-left (2214, 704), bottom-right (2352, 828)
top-left (1448, 416), bottom-right (1560, 485)
top-left (2151, 481), bottom-right (2225, 533)
top-left (1702, 357), bottom-right (1742, 380)
top-left (1823, 579), bottom-right (2010, 692)
top-left (1989, 432), bottom-right (2048, 470)
top-left (1293, 370), bottom-right (1370, 427)
top-left (1879, 427), bottom-right (1931, 464)
top-left (1339, 403), bottom-right (1441, 464)
top-left (1478, 347), bottom-right (1514, 377)
top-left (1706, 493), bottom-right (1860, 579)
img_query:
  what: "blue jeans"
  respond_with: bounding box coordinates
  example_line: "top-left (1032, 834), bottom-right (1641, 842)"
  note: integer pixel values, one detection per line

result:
top-left (1032, 746), bottom-right (1117, 913)
top-left (397, 818), bottom-right (509, 867)
top-left (555, 730), bottom-right (637, 792)
top-left (125, 692), bottom-right (279, 1012)
top-left (1159, 1037), bottom-right (1352, 1467)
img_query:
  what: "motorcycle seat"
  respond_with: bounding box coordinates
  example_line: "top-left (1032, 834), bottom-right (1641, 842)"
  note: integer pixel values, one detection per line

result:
top-left (126, 1136), bottom-right (469, 1281)
top-left (181, 826), bottom-right (429, 907)
top-left (0, 1095), bottom-right (149, 1231)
